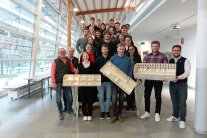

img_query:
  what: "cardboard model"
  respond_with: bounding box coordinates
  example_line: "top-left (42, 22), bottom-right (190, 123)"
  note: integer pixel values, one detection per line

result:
top-left (62, 74), bottom-right (101, 86)
top-left (100, 61), bottom-right (136, 95)
top-left (134, 63), bottom-right (176, 81)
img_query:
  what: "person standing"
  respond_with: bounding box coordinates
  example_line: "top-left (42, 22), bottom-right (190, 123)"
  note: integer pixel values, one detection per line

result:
top-left (95, 44), bottom-right (111, 120)
top-left (68, 47), bottom-right (79, 115)
top-left (78, 52), bottom-right (97, 121)
top-left (110, 43), bottom-right (133, 123)
top-left (126, 45), bottom-right (142, 111)
top-left (166, 45), bottom-right (191, 129)
top-left (140, 41), bottom-right (168, 122)
top-left (51, 48), bottom-right (76, 120)
top-left (76, 28), bottom-right (88, 54)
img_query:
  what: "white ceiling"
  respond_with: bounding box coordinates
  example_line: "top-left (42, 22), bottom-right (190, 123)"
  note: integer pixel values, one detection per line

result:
top-left (129, 0), bottom-right (197, 42)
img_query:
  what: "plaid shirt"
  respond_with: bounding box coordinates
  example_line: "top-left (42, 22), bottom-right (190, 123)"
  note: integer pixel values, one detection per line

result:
top-left (143, 52), bottom-right (168, 63)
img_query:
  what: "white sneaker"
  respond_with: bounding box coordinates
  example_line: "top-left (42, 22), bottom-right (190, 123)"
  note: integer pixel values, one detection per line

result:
top-left (166, 116), bottom-right (179, 122)
top-left (87, 116), bottom-right (92, 121)
top-left (179, 121), bottom-right (186, 128)
top-left (155, 113), bottom-right (160, 122)
top-left (83, 116), bottom-right (87, 121)
top-left (140, 112), bottom-right (150, 119)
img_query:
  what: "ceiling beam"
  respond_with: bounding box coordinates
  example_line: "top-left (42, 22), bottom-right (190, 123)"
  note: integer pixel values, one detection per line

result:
top-left (101, 0), bottom-right (103, 22)
top-left (93, 0), bottom-right (98, 19)
top-left (76, 7), bottom-right (135, 16)
top-left (118, 0), bottom-right (127, 20)
top-left (107, 0), bottom-right (111, 22)
top-left (113, 0), bottom-right (119, 20)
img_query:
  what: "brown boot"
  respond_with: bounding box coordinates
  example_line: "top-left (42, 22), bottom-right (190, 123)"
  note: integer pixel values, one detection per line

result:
top-left (118, 115), bottom-right (124, 123)
top-left (110, 116), bottom-right (118, 123)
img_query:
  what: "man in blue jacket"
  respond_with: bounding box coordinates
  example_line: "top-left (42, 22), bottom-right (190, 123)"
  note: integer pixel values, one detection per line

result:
top-left (110, 43), bottom-right (133, 123)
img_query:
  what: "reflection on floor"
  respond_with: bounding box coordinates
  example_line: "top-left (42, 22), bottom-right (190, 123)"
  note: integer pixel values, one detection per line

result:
top-left (0, 85), bottom-right (206, 138)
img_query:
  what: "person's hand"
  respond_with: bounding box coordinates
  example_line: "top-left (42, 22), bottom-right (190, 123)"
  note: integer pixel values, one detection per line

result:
top-left (75, 69), bottom-right (78, 74)
top-left (52, 82), bottom-right (58, 90)
top-left (173, 76), bottom-right (179, 83)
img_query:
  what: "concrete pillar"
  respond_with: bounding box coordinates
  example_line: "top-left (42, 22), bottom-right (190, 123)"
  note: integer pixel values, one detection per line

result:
top-left (195, 0), bottom-right (207, 134)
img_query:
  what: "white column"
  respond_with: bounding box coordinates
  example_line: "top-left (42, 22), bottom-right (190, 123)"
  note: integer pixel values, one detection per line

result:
top-left (31, 0), bottom-right (42, 77)
top-left (195, 0), bottom-right (207, 134)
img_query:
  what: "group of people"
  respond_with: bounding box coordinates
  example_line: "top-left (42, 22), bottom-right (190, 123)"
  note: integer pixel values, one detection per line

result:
top-left (51, 17), bottom-right (191, 129)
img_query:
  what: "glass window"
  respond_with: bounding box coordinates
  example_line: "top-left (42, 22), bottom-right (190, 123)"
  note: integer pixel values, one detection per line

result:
top-left (37, 40), bottom-right (56, 59)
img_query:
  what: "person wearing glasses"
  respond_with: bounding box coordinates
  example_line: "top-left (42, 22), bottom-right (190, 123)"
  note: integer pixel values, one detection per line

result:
top-left (166, 45), bottom-right (191, 129)
top-left (126, 45), bottom-right (142, 111)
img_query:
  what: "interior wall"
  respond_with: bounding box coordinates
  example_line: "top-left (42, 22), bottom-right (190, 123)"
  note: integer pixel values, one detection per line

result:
top-left (180, 25), bottom-right (197, 88)
top-left (134, 26), bottom-right (196, 88)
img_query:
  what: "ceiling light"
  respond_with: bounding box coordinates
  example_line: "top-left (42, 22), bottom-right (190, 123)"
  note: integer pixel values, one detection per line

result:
top-left (81, 20), bottom-right (84, 24)
top-left (73, 7), bottom-right (79, 12)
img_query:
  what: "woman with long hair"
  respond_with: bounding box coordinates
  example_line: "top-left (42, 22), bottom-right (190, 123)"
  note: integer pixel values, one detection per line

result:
top-left (126, 45), bottom-right (142, 111)
top-left (78, 52), bottom-right (97, 121)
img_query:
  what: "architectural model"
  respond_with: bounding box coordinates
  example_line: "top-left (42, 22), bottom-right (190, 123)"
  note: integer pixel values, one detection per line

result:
top-left (134, 63), bottom-right (176, 81)
top-left (62, 74), bottom-right (101, 86)
top-left (100, 61), bottom-right (136, 95)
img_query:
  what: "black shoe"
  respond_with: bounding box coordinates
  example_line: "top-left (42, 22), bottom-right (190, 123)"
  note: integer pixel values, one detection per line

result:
top-left (59, 113), bottom-right (64, 120)
top-left (131, 106), bottom-right (136, 111)
top-left (100, 112), bottom-right (105, 119)
top-left (62, 107), bottom-right (67, 112)
top-left (106, 112), bottom-right (111, 120)
top-left (126, 106), bottom-right (130, 111)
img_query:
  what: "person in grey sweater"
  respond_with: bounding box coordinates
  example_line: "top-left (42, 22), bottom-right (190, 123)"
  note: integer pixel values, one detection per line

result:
top-left (76, 28), bottom-right (89, 54)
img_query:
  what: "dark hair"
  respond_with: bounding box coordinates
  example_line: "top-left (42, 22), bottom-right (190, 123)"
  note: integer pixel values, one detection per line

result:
top-left (101, 43), bottom-right (109, 49)
top-left (83, 28), bottom-right (88, 32)
top-left (127, 45), bottom-right (139, 58)
top-left (97, 19), bottom-right (101, 21)
top-left (103, 30), bottom-right (111, 36)
top-left (109, 19), bottom-right (114, 22)
top-left (90, 17), bottom-right (95, 20)
top-left (124, 35), bottom-right (133, 41)
top-left (95, 30), bottom-right (101, 33)
top-left (125, 24), bottom-right (130, 28)
top-left (115, 22), bottom-right (120, 25)
top-left (151, 41), bottom-right (160, 46)
top-left (121, 25), bottom-right (127, 29)
top-left (172, 45), bottom-right (182, 51)
top-left (108, 26), bottom-right (115, 30)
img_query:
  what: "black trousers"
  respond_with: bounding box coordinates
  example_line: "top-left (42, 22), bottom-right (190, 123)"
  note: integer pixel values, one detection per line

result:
top-left (144, 80), bottom-right (163, 114)
top-left (126, 91), bottom-right (135, 108)
top-left (79, 87), bottom-right (94, 116)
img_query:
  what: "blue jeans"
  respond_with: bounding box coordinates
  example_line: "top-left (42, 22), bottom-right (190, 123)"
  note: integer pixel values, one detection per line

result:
top-left (97, 82), bottom-right (111, 113)
top-left (169, 82), bottom-right (188, 121)
top-left (56, 83), bottom-right (73, 114)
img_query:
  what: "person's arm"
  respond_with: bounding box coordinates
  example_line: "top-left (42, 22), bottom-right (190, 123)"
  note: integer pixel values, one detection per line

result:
top-left (69, 61), bottom-right (78, 74)
top-left (128, 58), bottom-right (133, 78)
top-left (76, 39), bottom-right (81, 54)
top-left (163, 55), bottom-right (168, 63)
top-left (143, 56), bottom-right (147, 63)
top-left (178, 59), bottom-right (191, 79)
top-left (51, 61), bottom-right (57, 90)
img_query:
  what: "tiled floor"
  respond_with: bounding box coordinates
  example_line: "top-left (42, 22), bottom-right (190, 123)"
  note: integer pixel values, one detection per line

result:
top-left (0, 85), bottom-right (206, 138)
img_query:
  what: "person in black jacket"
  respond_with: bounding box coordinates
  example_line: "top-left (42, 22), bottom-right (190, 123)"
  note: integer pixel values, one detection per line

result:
top-left (126, 45), bottom-right (142, 111)
top-left (95, 44), bottom-right (111, 120)
top-left (78, 52), bottom-right (97, 121)
top-left (64, 47), bottom-right (79, 114)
